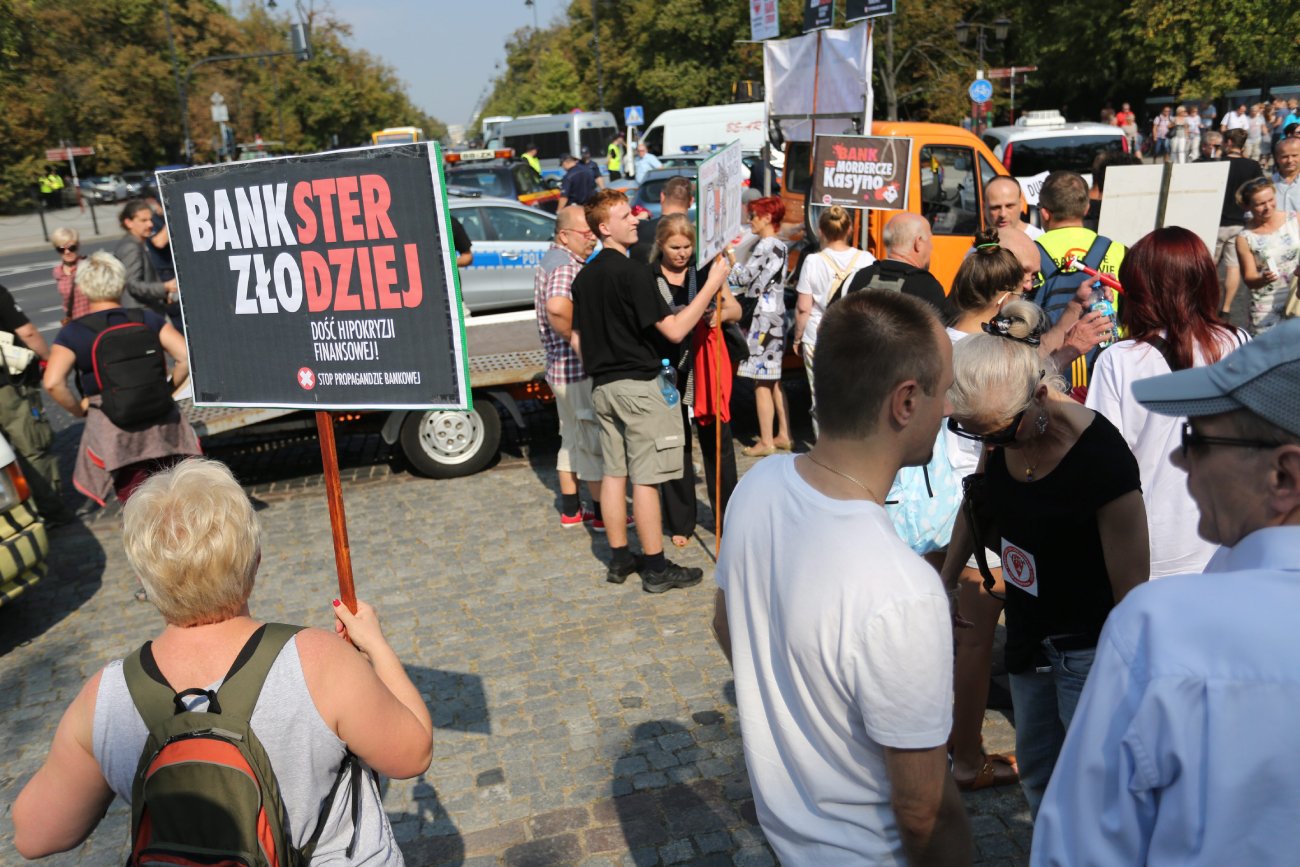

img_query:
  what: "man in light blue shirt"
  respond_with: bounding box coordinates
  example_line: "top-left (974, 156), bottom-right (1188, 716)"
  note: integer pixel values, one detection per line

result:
top-left (1032, 319), bottom-right (1300, 866)
top-left (633, 143), bottom-right (662, 184)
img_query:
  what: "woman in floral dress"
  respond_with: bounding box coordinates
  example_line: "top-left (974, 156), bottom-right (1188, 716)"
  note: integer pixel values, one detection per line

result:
top-left (730, 196), bottom-right (791, 456)
top-left (1235, 178), bottom-right (1300, 335)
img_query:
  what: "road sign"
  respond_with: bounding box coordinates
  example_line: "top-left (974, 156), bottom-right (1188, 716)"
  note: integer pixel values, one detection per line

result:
top-left (969, 79), bottom-right (994, 104)
top-left (45, 146), bottom-right (94, 160)
top-left (623, 105), bottom-right (645, 128)
top-left (749, 0), bottom-right (779, 40)
top-left (846, 0), bottom-right (895, 21)
top-left (984, 65), bottom-right (1038, 80)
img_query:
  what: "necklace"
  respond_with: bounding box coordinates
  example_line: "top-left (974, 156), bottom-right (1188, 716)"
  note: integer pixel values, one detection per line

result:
top-left (1022, 447), bottom-right (1042, 481)
top-left (805, 453), bottom-right (881, 502)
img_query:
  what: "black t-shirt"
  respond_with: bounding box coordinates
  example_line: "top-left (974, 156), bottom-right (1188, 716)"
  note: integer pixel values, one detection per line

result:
top-left (1219, 156), bottom-right (1265, 226)
top-left (844, 259), bottom-right (956, 321)
top-left (451, 217), bottom-right (472, 255)
top-left (986, 412), bottom-right (1141, 673)
top-left (0, 284), bottom-right (32, 350)
top-left (561, 164), bottom-right (597, 206)
top-left (628, 216), bottom-right (660, 264)
top-left (571, 249), bottom-right (672, 387)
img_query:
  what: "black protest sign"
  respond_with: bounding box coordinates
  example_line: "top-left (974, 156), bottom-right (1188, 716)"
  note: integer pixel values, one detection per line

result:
top-left (803, 0), bottom-right (834, 32)
top-left (158, 144), bottom-right (469, 410)
top-left (846, 0), bottom-right (895, 21)
top-left (809, 134), bottom-right (912, 211)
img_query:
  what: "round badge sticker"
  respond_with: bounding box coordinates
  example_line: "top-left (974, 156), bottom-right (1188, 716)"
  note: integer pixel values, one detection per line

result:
top-left (1004, 543), bottom-right (1035, 588)
top-left (297, 367), bottom-right (316, 391)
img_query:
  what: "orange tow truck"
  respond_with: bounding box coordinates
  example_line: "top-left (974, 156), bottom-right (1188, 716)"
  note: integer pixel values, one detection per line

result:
top-left (780, 121), bottom-right (1011, 289)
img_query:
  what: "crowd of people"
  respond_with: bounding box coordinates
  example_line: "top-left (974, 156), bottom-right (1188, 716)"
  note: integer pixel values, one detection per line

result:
top-left (10, 142), bottom-right (1300, 863)
top-left (1144, 96), bottom-right (1300, 168)
top-left (709, 168), bottom-right (1300, 863)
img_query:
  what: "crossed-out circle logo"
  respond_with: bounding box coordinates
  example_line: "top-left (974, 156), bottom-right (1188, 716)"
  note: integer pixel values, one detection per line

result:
top-left (1003, 542), bottom-right (1036, 588)
top-left (297, 367), bottom-right (316, 390)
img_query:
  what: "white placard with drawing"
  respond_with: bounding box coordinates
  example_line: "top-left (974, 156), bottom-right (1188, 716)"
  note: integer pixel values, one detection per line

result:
top-left (696, 140), bottom-right (745, 268)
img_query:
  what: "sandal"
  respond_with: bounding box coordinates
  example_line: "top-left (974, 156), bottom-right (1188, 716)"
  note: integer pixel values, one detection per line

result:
top-left (671, 535), bottom-right (690, 549)
top-left (953, 752), bottom-right (1019, 792)
top-left (773, 438), bottom-right (794, 451)
top-left (742, 443), bottom-right (777, 457)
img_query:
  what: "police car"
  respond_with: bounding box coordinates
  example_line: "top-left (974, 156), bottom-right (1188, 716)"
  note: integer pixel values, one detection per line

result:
top-left (449, 195), bottom-right (556, 313)
top-left (444, 148), bottom-right (561, 213)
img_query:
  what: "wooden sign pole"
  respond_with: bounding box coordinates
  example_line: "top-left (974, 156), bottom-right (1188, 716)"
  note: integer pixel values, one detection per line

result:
top-left (315, 411), bottom-right (357, 613)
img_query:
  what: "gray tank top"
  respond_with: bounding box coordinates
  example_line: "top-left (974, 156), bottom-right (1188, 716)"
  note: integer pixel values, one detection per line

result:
top-left (92, 636), bottom-right (403, 865)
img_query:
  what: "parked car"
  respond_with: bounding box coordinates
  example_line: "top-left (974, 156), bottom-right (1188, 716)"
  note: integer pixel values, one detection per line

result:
top-left (122, 170), bottom-right (158, 199)
top-left (449, 195), bottom-right (556, 313)
top-left (981, 110), bottom-right (1129, 193)
top-left (631, 166), bottom-right (699, 222)
top-left (79, 174), bottom-right (129, 203)
top-left (0, 432), bottom-right (49, 609)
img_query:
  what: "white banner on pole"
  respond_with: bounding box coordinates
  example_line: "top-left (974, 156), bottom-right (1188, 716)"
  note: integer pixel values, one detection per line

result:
top-left (696, 140), bottom-right (745, 267)
top-left (764, 23), bottom-right (871, 142)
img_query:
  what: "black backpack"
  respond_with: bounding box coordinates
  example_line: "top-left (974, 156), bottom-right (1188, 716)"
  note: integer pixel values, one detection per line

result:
top-left (1032, 235), bottom-right (1113, 392)
top-left (123, 623), bottom-right (361, 867)
top-left (78, 309), bottom-right (175, 427)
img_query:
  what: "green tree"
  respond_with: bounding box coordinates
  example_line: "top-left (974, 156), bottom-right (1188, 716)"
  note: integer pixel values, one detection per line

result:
top-left (0, 0), bottom-right (442, 211)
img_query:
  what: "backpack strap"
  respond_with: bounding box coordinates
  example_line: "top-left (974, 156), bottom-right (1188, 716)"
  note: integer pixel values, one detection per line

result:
top-left (1144, 335), bottom-right (1187, 372)
top-left (212, 623), bottom-right (303, 722)
top-left (123, 623), bottom-right (303, 728)
top-left (77, 307), bottom-right (147, 335)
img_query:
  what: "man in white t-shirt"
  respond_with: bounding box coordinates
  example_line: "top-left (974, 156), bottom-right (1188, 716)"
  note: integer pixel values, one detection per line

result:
top-left (713, 290), bottom-right (971, 865)
top-left (1220, 103), bottom-right (1250, 133)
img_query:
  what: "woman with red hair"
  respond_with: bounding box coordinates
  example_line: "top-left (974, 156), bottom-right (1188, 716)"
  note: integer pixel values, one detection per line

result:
top-left (730, 196), bottom-right (791, 456)
top-left (1086, 226), bottom-right (1248, 577)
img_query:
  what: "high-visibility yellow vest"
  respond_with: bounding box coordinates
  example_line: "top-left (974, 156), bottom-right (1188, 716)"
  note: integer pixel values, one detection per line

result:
top-left (607, 142), bottom-right (622, 173)
top-left (49, 174), bottom-right (64, 191)
top-left (522, 153), bottom-right (540, 175)
top-left (38, 175), bottom-right (53, 194)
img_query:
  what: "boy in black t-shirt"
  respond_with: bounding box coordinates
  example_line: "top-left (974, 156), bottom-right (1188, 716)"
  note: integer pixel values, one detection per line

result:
top-left (571, 190), bottom-right (724, 592)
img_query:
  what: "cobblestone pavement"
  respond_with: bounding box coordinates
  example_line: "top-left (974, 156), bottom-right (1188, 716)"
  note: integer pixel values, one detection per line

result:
top-left (0, 390), bottom-right (1032, 866)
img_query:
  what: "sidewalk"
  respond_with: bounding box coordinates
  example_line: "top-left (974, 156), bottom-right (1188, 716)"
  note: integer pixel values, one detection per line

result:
top-left (0, 203), bottom-right (120, 255)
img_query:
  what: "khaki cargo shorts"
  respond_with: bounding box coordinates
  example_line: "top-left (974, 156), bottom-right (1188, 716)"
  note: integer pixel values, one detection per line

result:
top-left (592, 378), bottom-right (685, 485)
top-left (549, 377), bottom-right (603, 482)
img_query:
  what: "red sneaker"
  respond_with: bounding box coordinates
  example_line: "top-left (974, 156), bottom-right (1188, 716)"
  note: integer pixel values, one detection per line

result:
top-left (590, 513), bottom-right (634, 534)
top-left (560, 508), bottom-right (595, 529)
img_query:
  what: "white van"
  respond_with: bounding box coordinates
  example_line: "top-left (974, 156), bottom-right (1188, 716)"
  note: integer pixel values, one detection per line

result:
top-left (641, 103), bottom-right (769, 156)
top-left (498, 111), bottom-right (619, 178)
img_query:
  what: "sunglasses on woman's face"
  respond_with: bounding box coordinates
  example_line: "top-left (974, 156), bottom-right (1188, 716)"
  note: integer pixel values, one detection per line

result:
top-left (948, 409), bottom-right (1025, 446)
top-left (56, 244), bottom-right (78, 253)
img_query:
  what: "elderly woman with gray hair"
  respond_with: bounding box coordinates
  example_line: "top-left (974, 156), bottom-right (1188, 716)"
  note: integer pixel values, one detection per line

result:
top-left (940, 299), bottom-right (1150, 816)
top-left (42, 251), bottom-right (199, 510)
top-left (14, 458), bottom-right (432, 861)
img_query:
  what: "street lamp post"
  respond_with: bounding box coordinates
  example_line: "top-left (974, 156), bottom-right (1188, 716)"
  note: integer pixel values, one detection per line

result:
top-left (955, 17), bottom-right (1010, 133)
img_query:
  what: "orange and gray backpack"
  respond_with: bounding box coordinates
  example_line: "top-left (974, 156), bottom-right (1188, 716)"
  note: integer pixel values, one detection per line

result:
top-left (122, 623), bottom-right (359, 867)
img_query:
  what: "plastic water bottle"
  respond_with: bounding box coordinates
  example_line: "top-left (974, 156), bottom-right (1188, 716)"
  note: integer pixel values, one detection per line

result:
top-left (1089, 283), bottom-right (1116, 349)
top-left (659, 359), bottom-right (679, 407)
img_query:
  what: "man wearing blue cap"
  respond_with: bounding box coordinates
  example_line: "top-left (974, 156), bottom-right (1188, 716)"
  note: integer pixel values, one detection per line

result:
top-left (1032, 319), bottom-right (1300, 865)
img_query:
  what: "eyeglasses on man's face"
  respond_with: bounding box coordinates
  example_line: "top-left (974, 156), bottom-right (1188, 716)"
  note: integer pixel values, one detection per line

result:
top-left (1179, 421), bottom-right (1285, 460)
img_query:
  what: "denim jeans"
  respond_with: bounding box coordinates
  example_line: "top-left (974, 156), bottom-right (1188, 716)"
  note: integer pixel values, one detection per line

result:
top-left (1007, 640), bottom-right (1096, 817)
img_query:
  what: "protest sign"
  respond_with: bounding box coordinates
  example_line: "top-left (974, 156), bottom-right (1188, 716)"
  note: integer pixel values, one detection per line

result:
top-left (696, 140), bottom-right (745, 267)
top-left (803, 0), bottom-right (834, 32)
top-left (810, 134), bottom-right (911, 210)
top-left (158, 143), bottom-right (469, 412)
top-left (1098, 162), bottom-right (1229, 255)
top-left (750, 0), bottom-right (779, 40)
